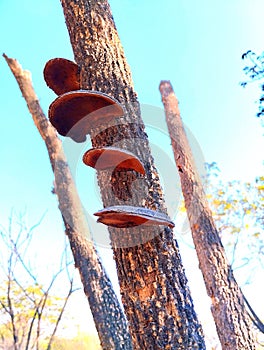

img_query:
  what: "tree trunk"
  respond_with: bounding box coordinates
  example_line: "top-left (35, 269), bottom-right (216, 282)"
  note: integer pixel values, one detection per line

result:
top-left (60, 1), bottom-right (206, 348)
top-left (159, 80), bottom-right (256, 349)
top-left (4, 54), bottom-right (132, 350)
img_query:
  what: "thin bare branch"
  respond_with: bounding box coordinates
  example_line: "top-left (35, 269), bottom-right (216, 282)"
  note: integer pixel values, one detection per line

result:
top-left (25, 304), bottom-right (39, 350)
top-left (244, 296), bottom-right (264, 333)
top-left (7, 278), bottom-right (18, 350)
top-left (46, 279), bottom-right (75, 350)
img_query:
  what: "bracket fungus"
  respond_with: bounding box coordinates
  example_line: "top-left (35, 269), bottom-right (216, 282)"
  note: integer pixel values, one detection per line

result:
top-left (94, 205), bottom-right (175, 228)
top-left (48, 90), bottom-right (124, 142)
top-left (83, 147), bottom-right (145, 175)
top-left (44, 58), bottom-right (80, 95)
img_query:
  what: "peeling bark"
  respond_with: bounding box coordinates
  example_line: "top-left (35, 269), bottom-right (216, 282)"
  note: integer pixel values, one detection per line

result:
top-left (4, 54), bottom-right (132, 350)
top-left (59, 1), bottom-right (206, 348)
top-left (159, 80), bottom-right (256, 349)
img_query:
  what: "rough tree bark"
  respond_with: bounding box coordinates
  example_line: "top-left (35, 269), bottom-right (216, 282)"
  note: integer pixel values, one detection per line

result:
top-left (159, 80), bottom-right (256, 349)
top-left (4, 54), bottom-right (133, 350)
top-left (60, 1), bottom-right (205, 349)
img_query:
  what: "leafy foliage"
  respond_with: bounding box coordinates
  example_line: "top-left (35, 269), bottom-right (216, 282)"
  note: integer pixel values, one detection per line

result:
top-left (205, 163), bottom-right (264, 343)
top-left (206, 163), bottom-right (264, 282)
top-left (241, 50), bottom-right (264, 120)
top-left (47, 333), bottom-right (101, 350)
top-left (0, 282), bottom-right (66, 350)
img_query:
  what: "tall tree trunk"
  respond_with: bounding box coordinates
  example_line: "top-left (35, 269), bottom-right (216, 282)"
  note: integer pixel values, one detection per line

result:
top-left (60, 1), bottom-right (205, 348)
top-left (159, 80), bottom-right (256, 349)
top-left (4, 54), bottom-right (132, 350)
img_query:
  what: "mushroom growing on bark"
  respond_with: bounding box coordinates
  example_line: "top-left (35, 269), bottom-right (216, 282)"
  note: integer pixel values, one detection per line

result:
top-left (48, 90), bottom-right (124, 142)
top-left (44, 58), bottom-right (80, 95)
top-left (83, 147), bottom-right (145, 175)
top-left (94, 205), bottom-right (175, 228)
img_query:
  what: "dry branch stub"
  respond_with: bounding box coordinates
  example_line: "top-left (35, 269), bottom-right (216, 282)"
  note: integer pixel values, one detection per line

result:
top-left (159, 80), bottom-right (256, 349)
top-left (94, 205), bottom-right (175, 228)
top-left (4, 53), bottom-right (133, 350)
top-left (83, 146), bottom-right (145, 175)
top-left (44, 58), bottom-right (80, 95)
top-left (48, 90), bottom-right (124, 142)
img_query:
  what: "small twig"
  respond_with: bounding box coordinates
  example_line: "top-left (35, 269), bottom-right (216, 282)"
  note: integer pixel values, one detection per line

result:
top-left (46, 279), bottom-right (75, 350)
top-left (25, 305), bottom-right (40, 350)
top-left (243, 295), bottom-right (264, 333)
top-left (7, 277), bottom-right (18, 350)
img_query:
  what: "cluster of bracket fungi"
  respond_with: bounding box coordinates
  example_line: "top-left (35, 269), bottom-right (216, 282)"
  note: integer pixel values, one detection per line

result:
top-left (44, 58), bottom-right (175, 229)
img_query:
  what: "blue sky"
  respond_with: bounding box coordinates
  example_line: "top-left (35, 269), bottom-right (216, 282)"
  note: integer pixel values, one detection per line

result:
top-left (1, 0), bottom-right (263, 221)
top-left (1, 0), bottom-right (264, 345)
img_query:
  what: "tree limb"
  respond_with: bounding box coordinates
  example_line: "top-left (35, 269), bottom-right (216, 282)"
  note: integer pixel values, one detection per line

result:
top-left (3, 53), bottom-right (132, 349)
top-left (159, 80), bottom-right (256, 349)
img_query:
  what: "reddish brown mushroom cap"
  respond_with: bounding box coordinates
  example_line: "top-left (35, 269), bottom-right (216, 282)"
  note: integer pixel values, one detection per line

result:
top-left (94, 205), bottom-right (175, 228)
top-left (48, 90), bottom-right (124, 142)
top-left (44, 58), bottom-right (80, 95)
top-left (83, 147), bottom-right (145, 175)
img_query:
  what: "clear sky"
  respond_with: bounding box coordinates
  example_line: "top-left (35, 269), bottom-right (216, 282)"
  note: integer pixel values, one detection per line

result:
top-left (1, 0), bottom-right (264, 345)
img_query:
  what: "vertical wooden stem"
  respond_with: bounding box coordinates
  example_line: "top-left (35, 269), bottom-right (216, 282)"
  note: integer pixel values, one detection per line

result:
top-left (4, 54), bottom-right (132, 350)
top-left (60, 1), bottom-right (206, 348)
top-left (159, 80), bottom-right (256, 349)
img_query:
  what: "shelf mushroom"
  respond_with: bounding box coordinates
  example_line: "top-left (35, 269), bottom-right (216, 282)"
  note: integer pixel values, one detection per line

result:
top-left (83, 147), bottom-right (145, 175)
top-left (48, 90), bottom-right (124, 142)
top-left (94, 205), bottom-right (175, 228)
top-left (44, 58), bottom-right (80, 95)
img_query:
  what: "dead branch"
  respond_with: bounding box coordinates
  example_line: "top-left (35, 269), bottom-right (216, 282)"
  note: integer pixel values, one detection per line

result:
top-left (3, 53), bottom-right (132, 349)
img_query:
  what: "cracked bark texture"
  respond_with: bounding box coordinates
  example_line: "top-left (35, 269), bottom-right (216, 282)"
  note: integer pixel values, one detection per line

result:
top-left (159, 80), bottom-right (256, 350)
top-left (60, 1), bottom-right (205, 349)
top-left (4, 54), bottom-right (132, 350)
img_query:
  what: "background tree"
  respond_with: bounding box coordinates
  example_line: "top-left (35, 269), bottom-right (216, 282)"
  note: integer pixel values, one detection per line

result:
top-left (241, 50), bottom-right (264, 122)
top-left (205, 163), bottom-right (264, 338)
top-left (0, 211), bottom-right (77, 350)
top-left (206, 163), bottom-right (264, 275)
